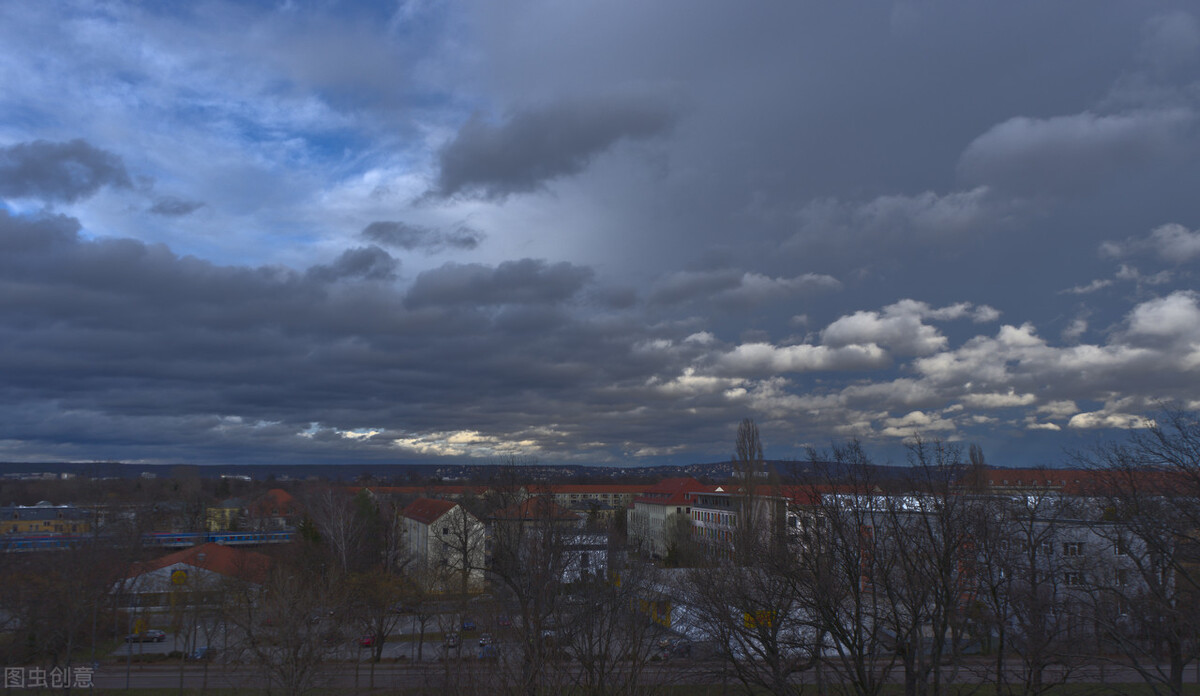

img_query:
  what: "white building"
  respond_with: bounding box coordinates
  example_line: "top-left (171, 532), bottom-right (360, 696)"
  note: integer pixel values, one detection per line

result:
top-left (628, 478), bottom-right (703, 559)
top-left (401, 498), bottom-right (486, 593)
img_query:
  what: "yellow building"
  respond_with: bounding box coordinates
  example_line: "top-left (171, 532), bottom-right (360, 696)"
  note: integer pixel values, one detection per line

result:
top-left (1, 503), bottom-right (90, 535)
top-left (205, 498), bottom-right (244, 532)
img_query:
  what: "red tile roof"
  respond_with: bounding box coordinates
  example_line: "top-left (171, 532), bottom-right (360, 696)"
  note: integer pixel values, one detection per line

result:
top-left (632, 477), bottom-right (704, 507)
top-left (129, 542), bottom-right (271, 583)
top-left (249, 488), bottom-right (297, 516)
top-left (402, 498), bottom-right (458, 525)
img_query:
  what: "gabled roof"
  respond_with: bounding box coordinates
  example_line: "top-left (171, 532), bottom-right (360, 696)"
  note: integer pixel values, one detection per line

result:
top-left (632, 477), bottom-right (704, 507)
top-left (492, 496), bottom-right (582, 522)
top-left (249, 488), bottom-right (296, 515)
top-left (402, 498), bottom-right (458, 525)
top-left (129, 542), bottom-right (271, 583)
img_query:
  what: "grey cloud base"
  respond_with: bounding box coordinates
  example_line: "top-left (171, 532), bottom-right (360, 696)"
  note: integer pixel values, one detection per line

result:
top-left (0, 139), bottom-right (131, 203)
top-left (2, 207), bottom-right (1198, 466)
top-left (432, 96), bottom-right (676, 200)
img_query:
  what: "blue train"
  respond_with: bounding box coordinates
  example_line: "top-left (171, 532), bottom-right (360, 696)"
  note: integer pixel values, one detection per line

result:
top-left (0, 530), bottom-right (294, 551)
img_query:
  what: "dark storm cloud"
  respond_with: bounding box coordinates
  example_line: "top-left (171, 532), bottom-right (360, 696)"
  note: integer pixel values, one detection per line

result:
top-left (361, 220), bottom-right (484, 251)
top-left (2, 215), bottom-right (763, 465)
top-left (648, 269), bottom-right (743, 306)
top-left (647, 269), bottom-right (841, 308)
top-left (306, 246), bottom-right (398, 283)
top-left (404, 259), bottom-right (594, 309)
top-left (432, 95), bottom-right (676, 199)
top-left (149, 196), bottom-right (205, 217)
top-left (0, 139), bottom-right (131, 202)
top-left (12, 1), bottom-right (1200, 467)
top-left (0, 210), bottom-right (684, 463)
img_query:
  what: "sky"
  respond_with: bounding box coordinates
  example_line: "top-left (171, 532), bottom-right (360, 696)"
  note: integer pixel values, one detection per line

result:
top-left (2, 1), bottom-right (1200, 468)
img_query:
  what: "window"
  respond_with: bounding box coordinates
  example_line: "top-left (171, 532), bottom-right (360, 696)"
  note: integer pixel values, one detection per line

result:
top-left (1064, 572), bottom-right (1085, 586)
top-left (1117, 569), bottom-right (1129, 586)
top-left (1063, 542), bottom-right (1084, 557)
top-left (1115, 536), bottom-right (1129, 556)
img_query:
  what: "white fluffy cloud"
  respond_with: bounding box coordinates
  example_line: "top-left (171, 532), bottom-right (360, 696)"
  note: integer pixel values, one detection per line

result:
top-left (880, 410), bottom-right (956, 438)
top-left (822, 299), bottom-right (999, 357)
top-left (1067, 411), bottom-right (1155, 430)
top-left (717, 342), bottom-right (889, 376)
top-left (1125, 291), bottom-right (1200, 341)
top-left (1149, 223), bottom-right (1200, 262)
top-left (960, 391), bottom-right (1038, 408)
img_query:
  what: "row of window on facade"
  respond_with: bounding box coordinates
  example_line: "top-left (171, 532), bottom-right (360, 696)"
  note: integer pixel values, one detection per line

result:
top-left (692, 510), bottom-right (736, 526)
top-left (1061, 570), bottom-right (1129, 586)
top-left (991, 540), bottom-right (1129, 557)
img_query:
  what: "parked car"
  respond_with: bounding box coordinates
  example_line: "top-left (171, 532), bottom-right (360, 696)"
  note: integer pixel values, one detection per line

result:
top-left (496, 615), bottom-right (512, 628)
top-left (658, 638), bottom-right (692, 658)
top-left (444, 631), bottom-right (461, 648)
top-left (125, 629), bottom-right (166, 643)
top-left (187, 646), bottom-right (213, 661)
top-left (461, 618), bottom-right (476, 631)
top-left (359, 634), bottom-right (379, 648)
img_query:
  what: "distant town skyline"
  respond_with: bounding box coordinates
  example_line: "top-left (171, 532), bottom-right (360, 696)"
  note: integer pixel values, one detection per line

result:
top-left (2, 2), bottom-right (1200, 467)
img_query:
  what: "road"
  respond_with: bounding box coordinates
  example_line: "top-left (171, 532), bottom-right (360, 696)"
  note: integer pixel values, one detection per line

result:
top-left (92, 662), bottom-right (709, 690)
top-left (89, 660), bottom-right (1200, 690)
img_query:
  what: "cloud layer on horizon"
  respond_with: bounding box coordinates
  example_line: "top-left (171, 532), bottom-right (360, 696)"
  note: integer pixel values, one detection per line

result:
top-left (1, 1), bottom-right (1200, 467)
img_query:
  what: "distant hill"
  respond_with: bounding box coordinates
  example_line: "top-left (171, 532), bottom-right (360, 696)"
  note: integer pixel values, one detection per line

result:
top-left (0, 458), bottom-right (920, 484)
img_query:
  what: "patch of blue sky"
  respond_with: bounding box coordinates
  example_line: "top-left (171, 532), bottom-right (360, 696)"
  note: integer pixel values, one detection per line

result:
top-left (302, 129), bottom-right (374, 167)
top-left (0, 103), bottom-right (61, 138)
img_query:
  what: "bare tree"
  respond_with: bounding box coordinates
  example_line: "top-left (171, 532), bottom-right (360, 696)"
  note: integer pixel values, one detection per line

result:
top-left (346, 568), bottom-right (409, 688)
top-left (1075, 415), bottom-right (1200, 696)
top-left (685, 548), bottom-right (819, 695)
top-left (733, 418), bottom-right (766, 563)
top-left (559, 552), bottom-right (663, 696)
top-left (683, 420), bottom-right (819, 695)
top-left (875, 439), bottom-right (977, 696)
top-left (303, 487), bottom-right (367, 576)
top-left (800, 441), bottom-right (899, 696)
top-left (970, 478), bottom-right (1083, 696)
top-left (487, 481), bottom-right (574, 696)
top-left (662, 511), bottom-right (699, 568)
top-left (223, 559), bottom-right (342, 696)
